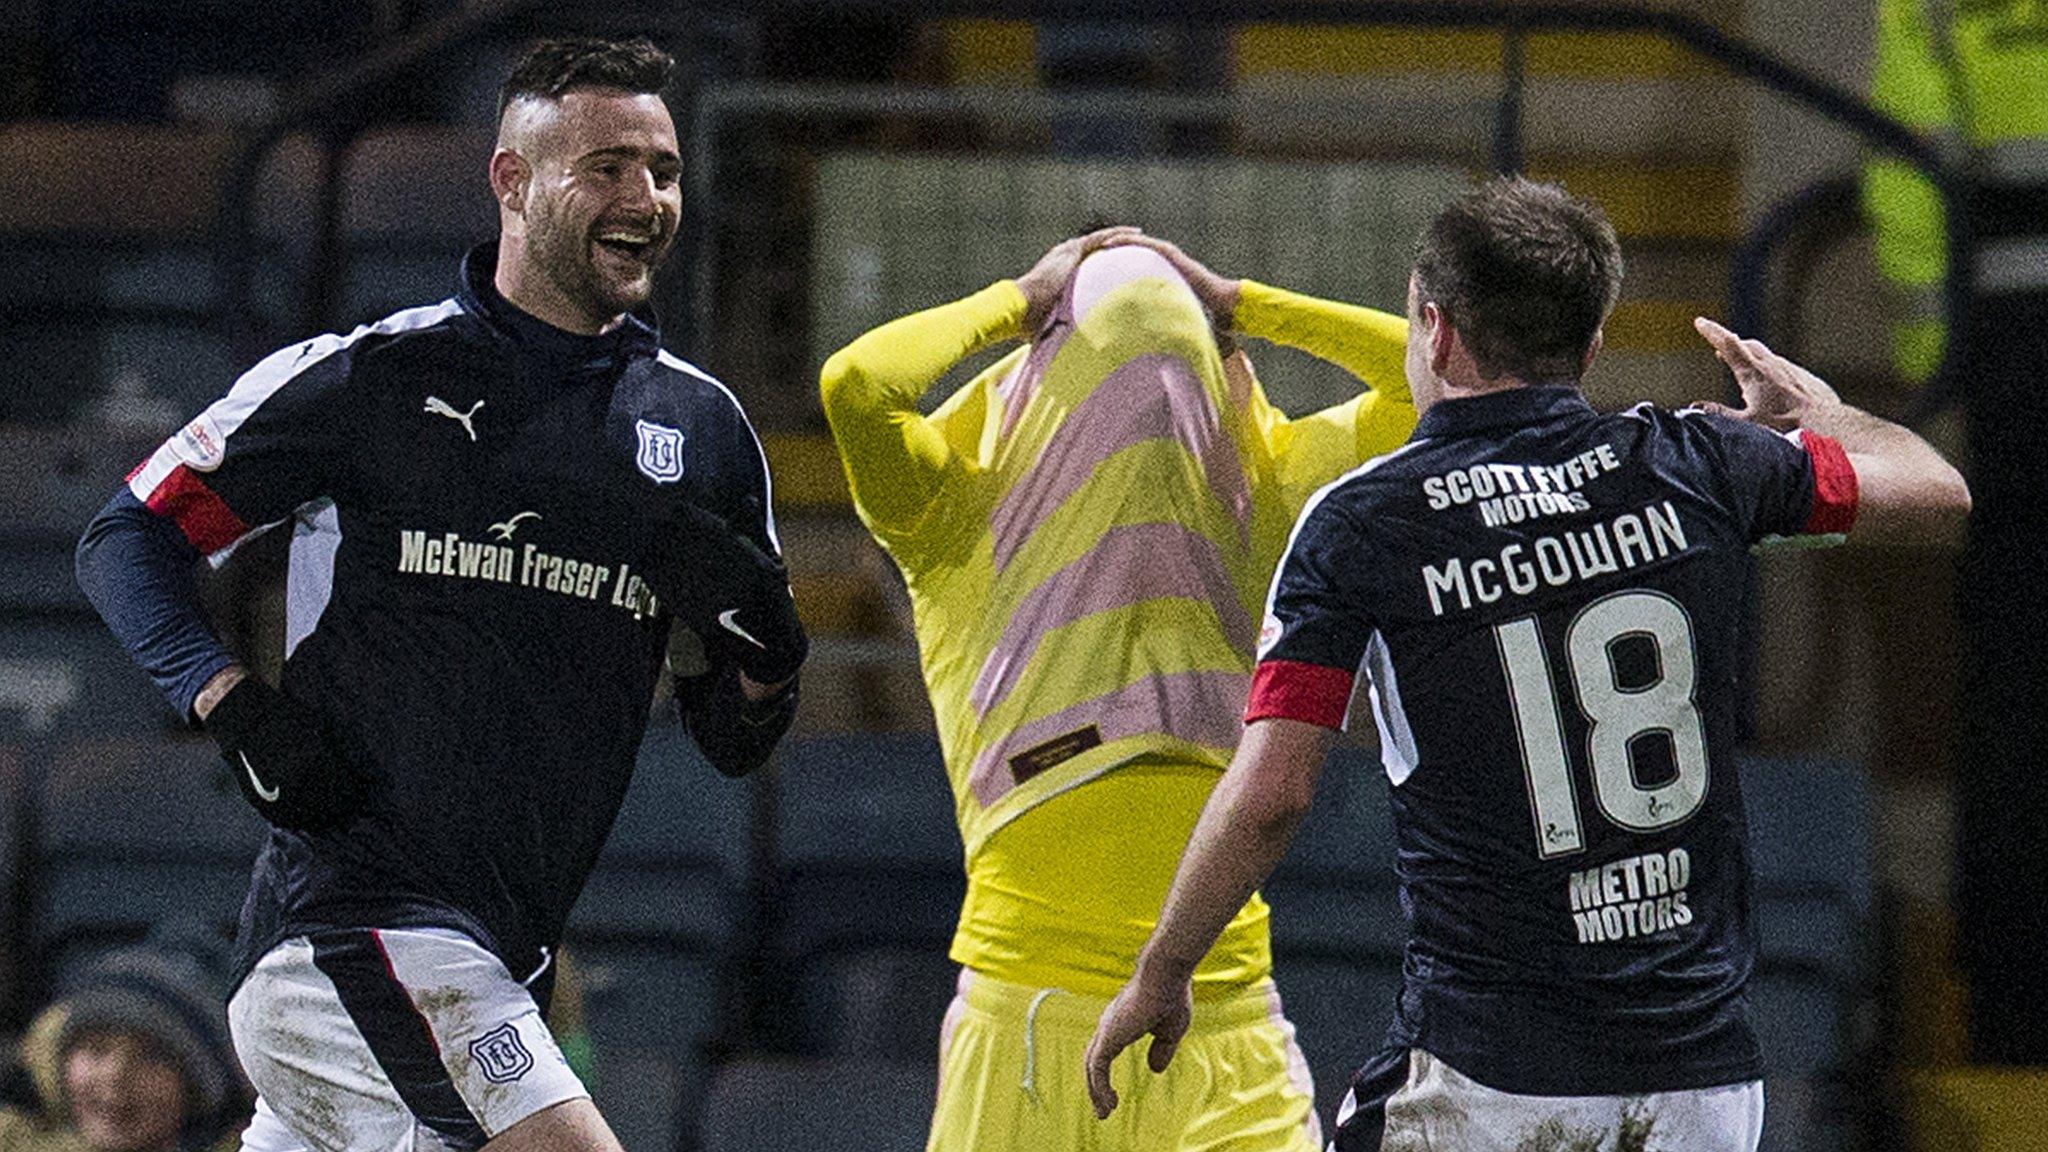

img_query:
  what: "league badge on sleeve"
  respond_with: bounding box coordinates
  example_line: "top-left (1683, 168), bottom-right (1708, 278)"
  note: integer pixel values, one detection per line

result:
top-left (634, 419), bottom-right (685, 484)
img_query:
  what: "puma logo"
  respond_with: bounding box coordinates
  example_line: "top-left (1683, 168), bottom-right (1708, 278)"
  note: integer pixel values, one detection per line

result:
top-left (424, 396), bottom-right (484, 441)
top-left (489, 511), bottom-right (541, 540)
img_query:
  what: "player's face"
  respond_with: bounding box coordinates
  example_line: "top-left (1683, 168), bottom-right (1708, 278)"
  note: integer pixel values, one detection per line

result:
top-left (62, 1029), bottom-right (188, 1152)
top-left (520, 90), bottom-right (683, 325)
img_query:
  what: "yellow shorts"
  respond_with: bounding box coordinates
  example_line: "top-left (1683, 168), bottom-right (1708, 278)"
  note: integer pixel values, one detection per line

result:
top-left (929, 969), bottom-right (1322, 1152)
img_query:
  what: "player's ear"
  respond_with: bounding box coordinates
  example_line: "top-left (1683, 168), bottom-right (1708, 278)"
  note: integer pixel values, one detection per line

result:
top-left (1425, 301), bottom-right (1456, 375)
top-left (1582, 327), bottom-right (1605, 374)
top-left (489, 149), bottom-right (531, 215)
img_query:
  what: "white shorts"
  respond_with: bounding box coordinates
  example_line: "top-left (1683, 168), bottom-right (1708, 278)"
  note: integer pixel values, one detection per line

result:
top-left (1331, 1048), bottom-right (1764, 1152)
top-left (229, 929), bottom-right (587, 1152)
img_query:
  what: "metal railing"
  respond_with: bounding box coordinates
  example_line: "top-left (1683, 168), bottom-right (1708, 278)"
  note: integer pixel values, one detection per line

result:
top-left (205, 0), bottom-right (1968, 404)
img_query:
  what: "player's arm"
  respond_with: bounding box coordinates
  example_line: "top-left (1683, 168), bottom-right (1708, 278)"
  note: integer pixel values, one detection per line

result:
top-left (1693, 317), bottom-right (1971, 545)
top-left (75, 338), bottom-right (369, 830)
top-left (1083, 715), bottom-right (1333, 1117)
top-left (640, 395), bottom-right (807, 777)
top-left (819, 226), bottom-right (1140, 534)
top-left (1085, 493), bottom-right (1374, 1118)
top-left (1103, 235), bottom-right (1416, 484)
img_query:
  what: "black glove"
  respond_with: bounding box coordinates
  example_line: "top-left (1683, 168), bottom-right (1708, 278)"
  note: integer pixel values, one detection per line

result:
top-left (642, 501), bottom-right (808, 687)
top-left (206, 676), bottom-right (364, 831)
top-left (679, 665), bottom-right (799, 778)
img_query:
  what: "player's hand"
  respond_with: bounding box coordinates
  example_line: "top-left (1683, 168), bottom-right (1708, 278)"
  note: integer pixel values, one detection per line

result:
top-left (1083, 966), bottom-right (1193, 1120)
top-left (1692, 317), bottom-right (1843, 432)
top-left (642, 501), bottom-right (809, 687)
top-left (205, 677), bottom-right (364, 831)
top-left (679, 664), bottom-right (799, 778)
top-left (1015, 226), bottom-right (1145, 330)
top-left (1102, 235), bottom-right (1242, 333)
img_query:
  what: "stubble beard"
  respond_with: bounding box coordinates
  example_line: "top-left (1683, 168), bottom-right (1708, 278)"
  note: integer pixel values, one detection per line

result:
top-left (524, 197), bottom-right (664, 327)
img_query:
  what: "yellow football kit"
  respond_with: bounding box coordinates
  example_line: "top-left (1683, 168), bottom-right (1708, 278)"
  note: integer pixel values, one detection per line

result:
top-left (820, 250), bottom-right (1414, 1151)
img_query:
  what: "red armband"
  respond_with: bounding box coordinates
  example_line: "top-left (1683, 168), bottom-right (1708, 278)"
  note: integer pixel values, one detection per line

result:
top-left (1245, 660), bottom-right (1354, 730)
top-left (1800, 431), bottom-right (1857, 535)
top-left (129, 458), bottom-right (250, 555)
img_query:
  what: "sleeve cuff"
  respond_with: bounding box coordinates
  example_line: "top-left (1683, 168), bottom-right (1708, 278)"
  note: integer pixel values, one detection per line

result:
top-left (1245, 659), bottom-right (1355, 729)
top-left (985, 279), bottom-right (1031, 336)
top-left (1799, 430), bottom-right (1858, 535)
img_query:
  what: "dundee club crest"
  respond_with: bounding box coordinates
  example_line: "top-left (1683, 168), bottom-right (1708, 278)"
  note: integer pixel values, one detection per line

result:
top-left (635, 419), bottom-right (685, 484)
top-left (469, 1022), bottom-right (534, 1084)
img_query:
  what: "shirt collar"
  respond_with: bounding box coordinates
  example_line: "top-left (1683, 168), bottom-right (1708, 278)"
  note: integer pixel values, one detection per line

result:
top-left (1413, 384), bottom-right (1595, 440)
top-left (456, 242), bottom-right (661, 369)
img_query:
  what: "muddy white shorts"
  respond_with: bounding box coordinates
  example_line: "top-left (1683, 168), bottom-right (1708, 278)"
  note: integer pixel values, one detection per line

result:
top-left (1331, 1047), bottom-right (1763, 1152)
top-left (228, 929), bottom-right (587, 1152)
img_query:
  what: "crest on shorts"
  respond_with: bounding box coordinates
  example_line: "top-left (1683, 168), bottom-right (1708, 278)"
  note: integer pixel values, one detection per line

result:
top-left (635, 419), bottom-right (685, 484)
top-left (469, 1023), bottom-right (534, 1084)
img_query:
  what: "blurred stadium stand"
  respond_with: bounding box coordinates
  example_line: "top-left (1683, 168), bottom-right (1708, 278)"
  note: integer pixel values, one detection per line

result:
top-left (698, 1057), bottom-right (936, 1152)
top-left (570, 724), bottom-right (754, 1152)
top-left (765, 734), bottom-right (963, 1062)
top-left (32, 736), bottom-right (268, 986)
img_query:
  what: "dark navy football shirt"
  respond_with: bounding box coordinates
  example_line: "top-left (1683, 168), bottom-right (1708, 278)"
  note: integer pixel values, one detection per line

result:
top-left (1246, 384), bottom-right (1857, 1095)
top-left (78, 244), bottom-right (778, 989)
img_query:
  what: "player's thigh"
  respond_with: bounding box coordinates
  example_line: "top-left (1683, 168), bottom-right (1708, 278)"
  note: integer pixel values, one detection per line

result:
top-left (926, 979), bottom-right (1097, 1152)
top-left (1151, 1007), bottom-right (1321, 1152)
top-left (480, 1099), bottom-right (620, 1152)
top-left (239, 1098), bottom-right (313, 1152)
top-left (230, 930), bottom-right (587, 1152)
top-left (1334, 1048), bottom-right (1763, 1152)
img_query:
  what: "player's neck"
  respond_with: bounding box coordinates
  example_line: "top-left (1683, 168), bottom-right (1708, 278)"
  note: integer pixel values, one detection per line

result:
top-left (1430, 371), bottom-right (1537, 410)
top-left (494, 251), bottom-right (625, 337)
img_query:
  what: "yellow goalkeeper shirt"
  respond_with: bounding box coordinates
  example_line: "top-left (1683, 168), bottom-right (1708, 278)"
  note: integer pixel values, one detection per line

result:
top-left (820, 272), bottom-right (1413, 996)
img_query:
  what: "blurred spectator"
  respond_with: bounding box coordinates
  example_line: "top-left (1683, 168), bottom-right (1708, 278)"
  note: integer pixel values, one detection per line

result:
top-left (0, 931), bottom-right (250, 1152)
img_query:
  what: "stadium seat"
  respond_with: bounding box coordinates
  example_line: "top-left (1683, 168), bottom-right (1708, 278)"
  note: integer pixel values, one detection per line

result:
top-left (0, 618), bottom-right (175, 739)
top-left (336, 126), bottom-right (494, 325)
top-left (32, 735), bottom-right (268, 984)
top-left (1741, 755), bottom-right (1875, 1152)
top-left (1271, 956), bottom-right (1403, 1132)
top-left (697, 1057), bottom-right (936, 1152)
top-left (0, 744), bottom-right (22, 1019)
top-left (0, 127), bottom-right (323, 418)
top-left (569, 720), bottom-right (754, 1152)
top-left (571, 722), bottom-right (752, 953)
top-left (768, 734), bottom-right (963, 1058)
top-left (1265, 744), bottom-right (1405, 961)
top-left (580, 948), bottom-right (727, 1152)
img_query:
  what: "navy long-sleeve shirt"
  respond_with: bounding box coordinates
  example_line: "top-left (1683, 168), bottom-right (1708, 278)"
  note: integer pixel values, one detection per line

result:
top-left (77, 243), bottom-right (788, 984)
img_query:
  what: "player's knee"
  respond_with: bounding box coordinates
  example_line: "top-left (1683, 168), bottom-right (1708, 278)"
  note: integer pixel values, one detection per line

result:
top-left (1071, 247), bottom-right (1214, 361)
top-left (482, 1098), bottom-right (621, 1152)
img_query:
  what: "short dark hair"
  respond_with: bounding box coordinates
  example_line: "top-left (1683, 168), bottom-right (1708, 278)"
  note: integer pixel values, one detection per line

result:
top-left (497, 37), bottom-right (676, 119)
top-left (1412, 177), bottom-right (1624, 385)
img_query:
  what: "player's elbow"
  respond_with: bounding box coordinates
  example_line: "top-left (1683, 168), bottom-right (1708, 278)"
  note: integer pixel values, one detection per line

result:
top-left (74, 489), bottom-right (152, 611)
top-left (1897, 455), bottom-right (1972, 535)
top-left (818, 348), bottom-right (870, 416)
top-left (1935, 462), bottom-right (1972, 520)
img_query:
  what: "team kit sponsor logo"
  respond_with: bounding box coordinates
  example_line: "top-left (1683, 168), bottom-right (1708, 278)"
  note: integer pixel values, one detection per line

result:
top-left (395, 518), bottom-right (663, 620)
top-left (1416, 441), bottom-right (1699, 617)
top-left (1422, 442), bottom-right (1623, 527)
top-left (1566, 848), bottom-right (1695, 944)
